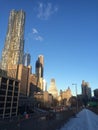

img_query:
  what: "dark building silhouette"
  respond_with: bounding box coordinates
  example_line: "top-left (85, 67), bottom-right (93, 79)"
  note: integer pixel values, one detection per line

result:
top-left (94, 89), bottom-right (98, 98)
top-left (81, 80), bottom-right (91, 100)
top-left (35, 55), bottom-right (44, 78)
top-left (0, 75), bottom-right (20, 119)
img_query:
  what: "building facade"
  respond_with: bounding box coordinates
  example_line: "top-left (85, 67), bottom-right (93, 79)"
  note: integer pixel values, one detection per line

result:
top-left (29, 74), bottom-right (39, 97)
top-left (35, 55), bottom-right (44, 91)
top-left (60, 87), bottom-right (72, 106)
top-left (94, 89), bottom-right (98, 98)
top-left (81, 80), bottom-right (91, 100)
top-left (0, 69), bottom-right (7, 77)
top-left (48, 79), bottom-right (58, 99)
top-left (7, 64), bottom-right (31, 96)
top-left (1, 10), bottom-right (25, 70)
top-left (35, 55), bottom-right (44, 78)
top-left (34, 91), bottom-right (53, 108)
top-left (0, 76), bottom-right (20, 119)
top-left (23, 53), bottom-right (31, 66)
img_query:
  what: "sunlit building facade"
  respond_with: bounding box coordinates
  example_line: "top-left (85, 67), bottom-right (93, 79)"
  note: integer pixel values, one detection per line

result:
top-left (60, 87), bottom-right (72, 106)
top-left (48, 78), bottom-right (58, 99)
top-left (7, 64), bottom-right (31, 96)
top-left (1, 10), bottom-right (25, 70)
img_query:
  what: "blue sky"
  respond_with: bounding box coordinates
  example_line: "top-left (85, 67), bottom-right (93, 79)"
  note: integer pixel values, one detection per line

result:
top-left (0, 0), bottom-right (98, 95)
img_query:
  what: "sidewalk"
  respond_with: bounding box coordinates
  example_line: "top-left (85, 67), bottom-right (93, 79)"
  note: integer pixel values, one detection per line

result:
top-left (60, 108), bottom-right (98, 130)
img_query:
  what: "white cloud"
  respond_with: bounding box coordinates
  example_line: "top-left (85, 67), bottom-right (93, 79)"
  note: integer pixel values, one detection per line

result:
top-left (33, 28), bottom-right (43, 41)
top-left (26, 28), bottom-right (44, 42)
top-left (35, 35), bottom-right (43, 41)
top-left (37, 2), bottom-right (58, 20)
top-left (32, 28), bottom-right (38, 34)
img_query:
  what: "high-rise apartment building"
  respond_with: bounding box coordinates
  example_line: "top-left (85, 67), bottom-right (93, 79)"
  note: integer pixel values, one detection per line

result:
top-left (35, 55), bottom-right (44, 78)
top-left (23, 53), bottom-right (31, 66)
top-left (48, 78), bottom-right (58, 99)
top-left (1, 10), bottom-right (25, 70)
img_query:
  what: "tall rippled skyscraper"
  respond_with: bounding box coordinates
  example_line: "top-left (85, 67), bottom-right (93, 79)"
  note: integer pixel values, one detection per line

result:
top-left (1, 10), bottom-right (25, 70)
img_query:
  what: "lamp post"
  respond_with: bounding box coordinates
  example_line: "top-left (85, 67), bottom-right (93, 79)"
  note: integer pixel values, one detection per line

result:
top-left (72, 83), bottom-right (78, 112)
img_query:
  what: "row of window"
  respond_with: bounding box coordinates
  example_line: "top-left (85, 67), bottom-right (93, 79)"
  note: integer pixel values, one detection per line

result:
top-left (0, 102), bottom-right (17, 108)
top-left (0, 84), bottom-right (19, 91)
top-left (0, 90), bottom-right (18, 96)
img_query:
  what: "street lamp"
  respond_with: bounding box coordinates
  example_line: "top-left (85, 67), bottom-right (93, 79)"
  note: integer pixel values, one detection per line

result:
top-left (72, 83), bottom-right (78, 112)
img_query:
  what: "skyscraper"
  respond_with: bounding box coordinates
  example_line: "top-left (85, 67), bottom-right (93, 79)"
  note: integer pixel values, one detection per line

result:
top-left (81, 80), bottom-right (91, 99)
top-left (35, 55), bottom-right (44, 78)
top-left (23, 53), bottom-right (31, 66)
top-left (48, 78), bottom-right (58, 99)
top-left (1, 10), bottom-right (25, 70)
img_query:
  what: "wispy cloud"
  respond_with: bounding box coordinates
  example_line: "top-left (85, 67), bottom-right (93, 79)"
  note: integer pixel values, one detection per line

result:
top-left (26, 28), bottom-right (44, 42)
top-left (36, 2), bottom-right (58, 20)
top-left (32, 28), bottom-right (38, 34)
top-left (32, 28), bottom-right (43, 41)
top-left (35, 35), bottom-right (43, 41)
